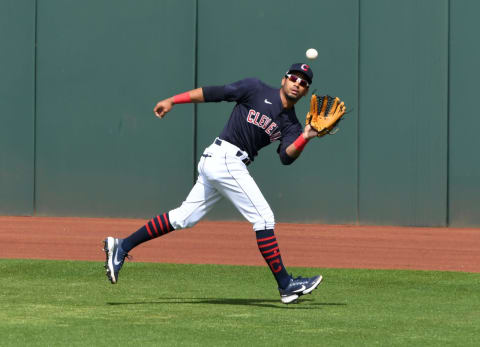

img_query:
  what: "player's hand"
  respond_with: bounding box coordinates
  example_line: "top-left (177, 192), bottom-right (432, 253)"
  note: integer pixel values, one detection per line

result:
top-left (153, 98), bottom-right (174, 119)
top-left (303, 124), bottom-right (319, 139)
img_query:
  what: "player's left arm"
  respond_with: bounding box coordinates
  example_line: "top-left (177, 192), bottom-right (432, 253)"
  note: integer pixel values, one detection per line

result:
top-left (278, 123), bottom-right (318, 165)
top-left (284, 124), bottom-right (319, 159)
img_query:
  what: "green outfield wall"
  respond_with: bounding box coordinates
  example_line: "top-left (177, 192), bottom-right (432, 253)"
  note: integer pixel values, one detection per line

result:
top-left (0, 0), bottom-right (35, 215)
top-left (358, 0), bottom-right (449, 226)
top-left (1, 0), bottom-right (479, 227)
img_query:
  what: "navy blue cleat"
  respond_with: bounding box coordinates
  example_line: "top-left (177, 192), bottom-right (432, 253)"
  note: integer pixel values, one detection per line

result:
top-left (103, 237), bottom-right (129, 284)
top-left (279, 275), bottom-right (323, 304)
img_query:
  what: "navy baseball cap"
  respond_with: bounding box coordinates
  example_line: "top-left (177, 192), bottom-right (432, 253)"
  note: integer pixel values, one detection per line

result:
top-left (287, 63), bottom-right (314, 84)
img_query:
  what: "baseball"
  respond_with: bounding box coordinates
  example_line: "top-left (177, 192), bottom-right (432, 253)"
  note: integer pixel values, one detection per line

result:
top-left (306, 48), bottom-right (318, 60)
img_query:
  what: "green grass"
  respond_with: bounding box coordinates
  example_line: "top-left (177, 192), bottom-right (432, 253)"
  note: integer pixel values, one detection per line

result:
top-left (0, 259), bottom-right (479, 346)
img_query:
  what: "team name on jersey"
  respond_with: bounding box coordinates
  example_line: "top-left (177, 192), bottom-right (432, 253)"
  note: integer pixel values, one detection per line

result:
top-left (246, 109), bottom-right (279, 141)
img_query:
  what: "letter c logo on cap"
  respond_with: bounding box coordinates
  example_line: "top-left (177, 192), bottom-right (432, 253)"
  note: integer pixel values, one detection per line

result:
top-left (301, 64), bottom-right (310, 71)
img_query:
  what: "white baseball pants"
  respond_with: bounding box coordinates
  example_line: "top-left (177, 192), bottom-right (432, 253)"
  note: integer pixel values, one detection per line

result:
top-left (168, 138), bottom-right (275, 231)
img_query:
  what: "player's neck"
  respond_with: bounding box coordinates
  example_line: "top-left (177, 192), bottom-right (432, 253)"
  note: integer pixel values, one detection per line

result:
top-left (279, 89), bottom-right (295, 109)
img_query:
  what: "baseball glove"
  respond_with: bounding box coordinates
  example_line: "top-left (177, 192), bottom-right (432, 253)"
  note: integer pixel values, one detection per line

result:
top-left (305, 94), bottom-right (347, 137)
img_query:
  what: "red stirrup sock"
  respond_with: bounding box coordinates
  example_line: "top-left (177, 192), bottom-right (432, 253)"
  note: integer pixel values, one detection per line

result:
top-left (121, 213), bottom-right (174, 252)
top-left (256, 229), bottom-right (291, 289)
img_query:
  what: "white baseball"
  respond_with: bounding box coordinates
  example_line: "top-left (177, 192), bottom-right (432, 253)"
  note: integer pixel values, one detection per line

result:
top-left (306, 48), bottom-right (318, 60)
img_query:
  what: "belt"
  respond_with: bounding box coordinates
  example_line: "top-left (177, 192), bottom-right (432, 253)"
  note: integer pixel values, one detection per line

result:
top-left (215, 138), bottom-right (251, 166)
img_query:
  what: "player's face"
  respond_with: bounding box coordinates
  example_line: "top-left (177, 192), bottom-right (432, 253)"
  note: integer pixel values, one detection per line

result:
top-left (281, 72), bottom-right (309, 101)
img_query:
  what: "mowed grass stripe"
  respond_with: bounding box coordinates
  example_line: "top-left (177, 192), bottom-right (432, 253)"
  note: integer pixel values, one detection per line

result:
top-left (0, 259), bottom-right (479, 346)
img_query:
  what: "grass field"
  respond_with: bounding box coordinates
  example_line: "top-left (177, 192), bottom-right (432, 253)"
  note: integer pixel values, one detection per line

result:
top-left (0, 259), bottom-right (479, 346)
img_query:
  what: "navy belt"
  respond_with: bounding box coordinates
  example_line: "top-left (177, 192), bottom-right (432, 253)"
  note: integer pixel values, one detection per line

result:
top-left (215, 139), bottom-right (251, 166)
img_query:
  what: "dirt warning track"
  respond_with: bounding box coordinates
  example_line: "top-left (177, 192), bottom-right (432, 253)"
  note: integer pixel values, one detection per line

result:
top-left (1, 216), bottom-right (479, 272)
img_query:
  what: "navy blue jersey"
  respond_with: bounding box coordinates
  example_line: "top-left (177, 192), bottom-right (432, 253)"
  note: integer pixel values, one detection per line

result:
top-left (203, 78), bottom-right (303, 164)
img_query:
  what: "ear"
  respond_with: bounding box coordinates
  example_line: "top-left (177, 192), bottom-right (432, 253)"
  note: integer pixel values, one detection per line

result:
top-left (281, 77), bottom-right (286, 87)
top-left (301, 86), bottom-right (309, 97)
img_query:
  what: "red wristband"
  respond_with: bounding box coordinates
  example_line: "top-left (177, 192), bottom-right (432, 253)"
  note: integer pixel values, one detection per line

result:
top-left (172, 92), bottom-right (192, 104)
top-left (293, 134), bottom-right (309, 151)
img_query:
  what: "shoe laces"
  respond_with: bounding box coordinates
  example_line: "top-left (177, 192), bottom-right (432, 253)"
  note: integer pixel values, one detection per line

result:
top-left (290, 274), bottom-right (304, 281)
top-left (122, 253), bottom-right (132, 263)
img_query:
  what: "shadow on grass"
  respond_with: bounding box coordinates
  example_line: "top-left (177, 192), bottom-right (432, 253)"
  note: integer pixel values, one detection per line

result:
top-left (107, 298), bottom-right (347, 309)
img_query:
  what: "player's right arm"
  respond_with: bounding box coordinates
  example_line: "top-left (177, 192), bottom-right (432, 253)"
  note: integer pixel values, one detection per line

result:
top-left (153, 88), bottom-right (205, 118)
top-left (154, 78), bottom-right (257, 118)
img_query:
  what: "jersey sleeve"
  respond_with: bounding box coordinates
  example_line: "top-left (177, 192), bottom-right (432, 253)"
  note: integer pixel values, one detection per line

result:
top-left (276, 120), bottom-right (303, 165)
top-left (203, 78), bottom-right (261, 103)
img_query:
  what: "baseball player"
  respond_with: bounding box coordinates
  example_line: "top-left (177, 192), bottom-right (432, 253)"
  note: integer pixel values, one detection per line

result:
top-left (105, 63), bottom-right (324, 304)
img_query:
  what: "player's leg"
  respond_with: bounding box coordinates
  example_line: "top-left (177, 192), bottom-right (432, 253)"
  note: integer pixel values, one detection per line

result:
top-left (206, 156), bottom-right (291, 285)
top-left (209, 155), bottom-right (322, 303)
top-left (104, 170), bottom-right (222, 284)
top-left (121, 178), bottom-right (222, 252)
